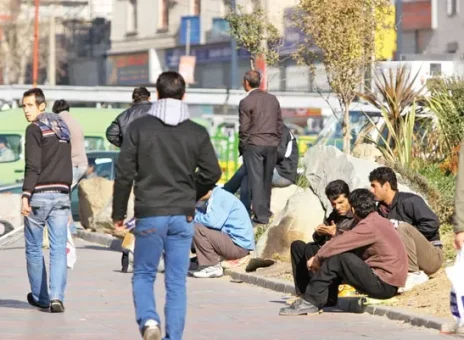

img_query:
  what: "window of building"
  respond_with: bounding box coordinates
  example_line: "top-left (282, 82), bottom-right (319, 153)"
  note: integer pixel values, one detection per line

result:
top-left (159, 0), bottom-right (169, 30)
top-left (0, 134), bottom-right (21, 163)
top-left (193, 0), bottom-right (201, 15)
top-left (126, 0), bottom-right (137, 34)
top-left (447, 0), bottom-right (458, 16)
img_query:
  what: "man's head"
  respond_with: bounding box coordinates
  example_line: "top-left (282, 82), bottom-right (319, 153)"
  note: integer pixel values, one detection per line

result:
top-left (85, 159), bottom-right (97, 177)
top-left (325, 180), bottom-right (351, 216)
top-left (243, 70), bottom-right (261, 92)
top-left (348, 189), bottom-right (377, 220)
top-left (196, 182), bottom-right (216, 202)
top-left (52, 99), bottom-right (70, 114)
top-left (0, 136), bottom-right (6, 150)
top-left (132, 87), bottom-right (151, 103)
top-left (156, 72), bottom-right (186, 100)
top-left (369, 167), bottom-right (398, 203)
top-left (22, 88), bottom-right (46, 122)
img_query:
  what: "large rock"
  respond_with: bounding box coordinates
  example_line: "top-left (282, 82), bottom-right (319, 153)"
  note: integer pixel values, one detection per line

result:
top-left (352, 143), bottom-right (383, 162)
top-left (78, 177), bottom-right (134, 235)
top-left (255, 188), bottom-right (325, 261)
top-left (303, 145), bottom-right (423, 212)
top-left (270, 185), bottom-right (300, 218)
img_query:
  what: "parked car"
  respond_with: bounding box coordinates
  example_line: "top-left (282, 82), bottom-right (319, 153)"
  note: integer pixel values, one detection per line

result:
top-left (0, 151), bottom-right (119, 221)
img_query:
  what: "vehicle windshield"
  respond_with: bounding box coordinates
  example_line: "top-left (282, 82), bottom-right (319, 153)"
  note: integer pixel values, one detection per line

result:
top-left (83, 156), bottom-right (115, 180)
top-left (0, 134), bottom-right (21, 163)
top-left (84, 137), bottom-right (105, 151)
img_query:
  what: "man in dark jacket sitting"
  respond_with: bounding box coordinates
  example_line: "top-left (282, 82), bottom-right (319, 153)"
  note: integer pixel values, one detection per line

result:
top-left (289, 180), bottom-right (355, 302)
top-left (106, 87), bottom-right (152, 147)
top-left (369, 167), bottom-right (443, 292)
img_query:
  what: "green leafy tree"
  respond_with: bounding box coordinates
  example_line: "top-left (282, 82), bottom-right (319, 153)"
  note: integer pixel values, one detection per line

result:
top-left (295, 0), bottom-right (392, 154)
top-left (225, 4), bottom-right (281, 70)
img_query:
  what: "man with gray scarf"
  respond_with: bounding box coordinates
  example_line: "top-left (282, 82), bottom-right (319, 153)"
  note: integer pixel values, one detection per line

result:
top-left (112, 72), bottom-right (221, 340)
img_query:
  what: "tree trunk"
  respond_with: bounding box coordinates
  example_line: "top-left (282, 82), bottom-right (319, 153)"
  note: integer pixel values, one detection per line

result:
top-left (342, 105), bottom-right (351, 154)
top-left (250, 57), bottom-right (255, 70)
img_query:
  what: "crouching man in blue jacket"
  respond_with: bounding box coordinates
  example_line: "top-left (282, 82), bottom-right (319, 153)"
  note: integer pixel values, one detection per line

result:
top-left (192, 183), bottom-right (255, 278)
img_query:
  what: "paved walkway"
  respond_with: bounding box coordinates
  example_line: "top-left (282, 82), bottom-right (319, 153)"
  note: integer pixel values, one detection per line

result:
top-left (0, 238), bottom-right (448, 339)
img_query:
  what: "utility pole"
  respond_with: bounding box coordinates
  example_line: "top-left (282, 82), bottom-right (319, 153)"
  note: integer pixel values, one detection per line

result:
top-left (230, 0), bottom-right (237, 89)
top-left (48, 5), bottom-right (56, 86)
top-left (32, 0), bottom-right (40, 86)
top-left (185, 19), bottom-right (191, 56)
top-left (395, 0), bottom-right (403, 61)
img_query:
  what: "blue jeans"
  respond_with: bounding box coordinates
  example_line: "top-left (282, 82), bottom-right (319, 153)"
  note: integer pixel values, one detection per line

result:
top-left (25, 192), bottom-right (70, 305)
top-left (222, 164), bottom-right (251, 215)
top-left (133, 216), bottom-right (194, 340)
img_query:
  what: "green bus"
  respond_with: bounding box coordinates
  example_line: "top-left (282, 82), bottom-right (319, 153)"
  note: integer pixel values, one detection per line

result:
top-left (0, 107), bottom-right (212, 186)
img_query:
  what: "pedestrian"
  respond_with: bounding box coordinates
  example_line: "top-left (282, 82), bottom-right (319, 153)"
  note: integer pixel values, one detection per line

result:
top-left (106, 86), bottom-right (152, 147)
top-left (239, 70), bottom-right (283, 225)
top-left (454, 141), bottom-right (464, 250)
top-left (112, 71), bottom-right (221, 340)
top-left (21, 88), bottom-right (72, 313)
top-left (52, 99), bottom-right (88, 235)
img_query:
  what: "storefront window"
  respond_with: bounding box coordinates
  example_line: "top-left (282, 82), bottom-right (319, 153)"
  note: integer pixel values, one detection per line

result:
top-left (0, 134), bottom-right (21, 163)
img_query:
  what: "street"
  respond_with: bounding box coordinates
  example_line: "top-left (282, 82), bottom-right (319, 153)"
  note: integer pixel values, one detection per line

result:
top-left (0, 238), bottom-right (447, 340)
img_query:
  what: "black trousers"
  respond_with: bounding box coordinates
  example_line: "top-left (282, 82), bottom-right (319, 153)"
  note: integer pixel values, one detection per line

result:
top-left (243, 145), bottom-right (277, 224)
top-left (291, 240), bottom-right (320, 296)
top-left (303, 252), bottom-right (398, 309)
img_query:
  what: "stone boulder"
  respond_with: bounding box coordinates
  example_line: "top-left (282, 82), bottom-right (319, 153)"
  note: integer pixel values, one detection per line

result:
top-left (352, 143), bottom-right (384, 162)
top-left (0, 193), bottom-right (22, 231)
top-left (303, 145), bottom-right (424, 212)
top-left (78, 177), bottom-right (134, 235)
top-left (254, 188), bottom-right (325, 261)
top-left (270, 185), bottom-right (300, 218)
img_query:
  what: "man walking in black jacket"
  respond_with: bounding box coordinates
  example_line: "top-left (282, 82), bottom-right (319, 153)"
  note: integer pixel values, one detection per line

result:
top-left (21, 88), bottom-right (72, 313)
top-left (369, 167), bottom-right (443, 292)
top-left (112, 72), bottom-right (221, 340)
top-left (239, 70), bottom-right (283, 224)
top-left (106, 87), bottom-right (152, 147)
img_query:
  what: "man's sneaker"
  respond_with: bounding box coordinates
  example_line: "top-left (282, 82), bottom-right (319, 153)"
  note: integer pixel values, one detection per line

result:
top-left (399, 271), bottom-right (429, 293)
top-left (50, 299), bottom-right (65, 313)
top-left (221, 255), bottom-right (250, 269)
top-left (27, 293), bottom-right (49, 309)
top-left (142, 320), bottom-right (161, 340)
top-left (192, 264), bottom-right (223, 278)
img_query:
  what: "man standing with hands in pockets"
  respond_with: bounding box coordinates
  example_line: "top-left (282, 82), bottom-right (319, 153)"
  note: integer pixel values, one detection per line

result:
top-left (112, 72), bottom-right (221, 340)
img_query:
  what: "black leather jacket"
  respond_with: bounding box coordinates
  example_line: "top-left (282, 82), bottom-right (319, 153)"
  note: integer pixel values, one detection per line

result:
top-left (106, 101), bottom-right (153, 147)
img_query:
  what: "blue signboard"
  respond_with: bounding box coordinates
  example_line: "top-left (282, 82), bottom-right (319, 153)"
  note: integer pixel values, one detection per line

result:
top-left (211, 18), bottom-right (230, 40)
top-left (281, 7), bottom-right (306, 55)
top-left (180, 16), bottom-right (201, 45)
top-left (165, 43), bottom-right (250, 68)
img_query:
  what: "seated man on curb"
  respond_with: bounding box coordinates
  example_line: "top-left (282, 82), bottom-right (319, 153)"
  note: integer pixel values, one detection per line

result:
top-left (369, 167), bottom-right (443, 291)
top-left (223, 124), bottom-right (298, 215)
top-left (291, 180), bottom-right (355, 301)
top-left (279, 189), bottom-right (408, 316)
top-left (191, 183), bottom-right (255, 279)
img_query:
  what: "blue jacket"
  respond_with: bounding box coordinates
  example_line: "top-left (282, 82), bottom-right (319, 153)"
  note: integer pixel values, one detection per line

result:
top-left (194, 187), bottom-right (255, 251)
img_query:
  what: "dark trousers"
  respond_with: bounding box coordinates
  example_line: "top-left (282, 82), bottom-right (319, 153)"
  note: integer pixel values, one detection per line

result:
top-left (303, 253), bottom-right (398, 309)
top-left (222, 164), bottom-right (251, 215)
top-left (290, 240), bottom-right (321, 296)
top-left (243, 145), bottom-right (277, 224)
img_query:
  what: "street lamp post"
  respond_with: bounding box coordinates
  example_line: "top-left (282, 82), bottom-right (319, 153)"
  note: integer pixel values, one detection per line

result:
top-left (33, 0), bottom-right (40, 86)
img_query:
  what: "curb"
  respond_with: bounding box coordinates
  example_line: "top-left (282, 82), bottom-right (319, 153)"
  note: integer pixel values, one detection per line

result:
top-left (77, 231), bottom-right (450, 332)
top-left (225, 268), bottom-right (450, 332)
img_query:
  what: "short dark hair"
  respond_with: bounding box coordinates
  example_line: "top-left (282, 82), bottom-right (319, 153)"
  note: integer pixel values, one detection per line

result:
top-left (156, 72), bottom-right (186, 100)
top-left (244, 70), bottom-right (261, 88)
top-left (132, 87), bottom-right (151, 102)
top-left (348, 189), bottom-right (377, 219)
top-left (0, 136), bottom-right (6, 144)
top-left (23, 88), bottom-right (46, 107)
top-left (325, 180), bottom-right (350, 201)
top-left (52, 99), bottom-right (70, 114)
top-left (369, 167), bottom-right (398, 191)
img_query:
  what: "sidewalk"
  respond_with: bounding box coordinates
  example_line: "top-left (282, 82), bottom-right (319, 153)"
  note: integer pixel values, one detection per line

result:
top-left (0, 238), bottom-right (447, 339)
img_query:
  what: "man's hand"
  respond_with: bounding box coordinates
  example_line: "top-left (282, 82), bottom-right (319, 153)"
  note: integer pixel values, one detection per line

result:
top-left (113, 220), bottom-right (124, 232)
top-left (455, 232), bottom-right (464, 250)
top-left (21, 197), bottom-right (31, 217)
top-left (316, 221), bottom-right (337, 237)
top-left (307, 256), bottom-right (321, 272)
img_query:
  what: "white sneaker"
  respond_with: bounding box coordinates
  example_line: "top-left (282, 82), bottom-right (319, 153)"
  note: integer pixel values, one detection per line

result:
top-left (399, 271), bottom-right (429, 293)
top-left (192, 264), bottom-right (224, 278)
top-left (143, 320), bottom-right (161, 340)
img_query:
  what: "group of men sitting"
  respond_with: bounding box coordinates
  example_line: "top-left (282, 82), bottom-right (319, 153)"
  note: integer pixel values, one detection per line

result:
top-left (185, 165), bottom-right (443, 318)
